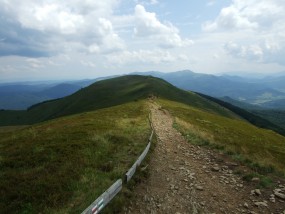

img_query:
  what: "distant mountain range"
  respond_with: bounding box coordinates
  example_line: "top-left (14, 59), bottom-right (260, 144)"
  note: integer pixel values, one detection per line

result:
top-left (1, 70), bottom-right (285, 110)
top-left (0, 77), bottom-right (114, 110)
top-left (133, 70), bottom-right (285, 107)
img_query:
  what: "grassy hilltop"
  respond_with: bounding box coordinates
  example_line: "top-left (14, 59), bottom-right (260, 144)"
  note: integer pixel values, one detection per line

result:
top-left (0, 75), bottom-right (237, 126)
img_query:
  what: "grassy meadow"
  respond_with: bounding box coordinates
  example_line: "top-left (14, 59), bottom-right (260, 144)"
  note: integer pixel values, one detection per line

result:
top-left (0, 101), bottom-right (151, 214)
top-left (158, 99), bottom-right (285, 176)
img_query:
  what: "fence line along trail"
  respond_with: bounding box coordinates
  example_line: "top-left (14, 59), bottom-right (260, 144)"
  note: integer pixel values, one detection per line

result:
top-left (123, 101), bottom-right (285, 214)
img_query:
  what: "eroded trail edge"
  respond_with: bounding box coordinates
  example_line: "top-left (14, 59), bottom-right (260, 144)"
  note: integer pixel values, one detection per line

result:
top-left (124, 102), bottom-right (285, 214)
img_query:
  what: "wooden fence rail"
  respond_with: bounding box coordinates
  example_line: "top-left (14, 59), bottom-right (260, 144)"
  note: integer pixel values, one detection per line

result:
top-left (81, 114), bottom-right (155, 213)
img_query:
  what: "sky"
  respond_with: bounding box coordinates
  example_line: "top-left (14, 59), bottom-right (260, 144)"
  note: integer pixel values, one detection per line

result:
top-left (0, 0), bottom-right (285, 82)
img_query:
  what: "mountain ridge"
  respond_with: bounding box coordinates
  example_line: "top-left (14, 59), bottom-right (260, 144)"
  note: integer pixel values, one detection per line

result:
top-left (2, 71), bottom-right (285, 110)
top-left (0, 75), bottom-right (238, 126)
top-left (1, 75), bottom-right (285, 137)
top-left (132, 70), bottom-right (285, 104)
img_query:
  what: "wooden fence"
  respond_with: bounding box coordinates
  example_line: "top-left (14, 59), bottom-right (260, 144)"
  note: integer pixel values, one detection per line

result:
top-left (81, 114), bottom-right (154, 214)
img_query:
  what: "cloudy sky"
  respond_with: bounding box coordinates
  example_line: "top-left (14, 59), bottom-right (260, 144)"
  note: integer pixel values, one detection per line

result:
top-left (0, 0), bottom-right (285, 82)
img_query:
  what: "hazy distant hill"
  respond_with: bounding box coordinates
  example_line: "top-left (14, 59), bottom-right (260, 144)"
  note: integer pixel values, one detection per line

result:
top-left (0, 83), bottom-right (81, 110)
top-left (0, 80), bottom-right (96, 110)
top-left (38, 83), bottom-right (82, 98)
top-left (0, 76), bottom-right (120, 110)
top-left (134, 70), bottom-right (285, 106)
top-left (220, 96), bottom-right (285, 130)
top-left (251, 76), bottom-right (285, 92)
top-left (0, 84), bottom-right (49, 110)
top-left (258, 98), bottom-right (285, 109)
top-left (220, 96), bottom-right (264, 110)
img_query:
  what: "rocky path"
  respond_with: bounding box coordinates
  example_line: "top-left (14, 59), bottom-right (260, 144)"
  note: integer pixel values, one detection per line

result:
top-left (123, 102), bottom-right (285, 214)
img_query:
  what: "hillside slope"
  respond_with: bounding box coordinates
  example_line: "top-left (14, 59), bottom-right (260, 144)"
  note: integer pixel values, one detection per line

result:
top-left (197, 93), bottom-right (285, 136)
top-left (220, 96), bottom-right (285, 130)
top-left (0, 101), bottom-right (151, 214)
top-left (0, 75), bottom-right (238, 126)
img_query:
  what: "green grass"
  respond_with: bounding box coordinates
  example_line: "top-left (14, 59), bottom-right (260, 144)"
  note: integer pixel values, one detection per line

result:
top-left (197, 93), bottom-right (285, 136)
top-left (105, 135), bottom-right (157, 214)
top-left (252, 109), bottom-right (285, 130)
top-left (242, 173), bottom-right (273, 188)
top-left (0, 101), bottom-right (152, 214)
top-left (159, 99), bottom-right (285, 176)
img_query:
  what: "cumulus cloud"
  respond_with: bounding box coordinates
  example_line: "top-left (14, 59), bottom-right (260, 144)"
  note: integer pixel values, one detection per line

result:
top-left (134, 5), bottom-right (193, 48)
top-left (107, 49), bottom-right (189, 65)
top-left (203, 0), bottom-right (284, 31)
top-left (26, 58), bottom-right (45, 68)
top-left (0, 1), bottom-right (192, 59)
top-left (224, 42), bottom-right (263, 61)
top-left (86, 18), bottom-right (125, 54)
top-left (0, 0), bottom-right (124, 57)
top-left (224, 40), bottom-right (285, 65)
top-left (202, 0), bottom-right (285, 66)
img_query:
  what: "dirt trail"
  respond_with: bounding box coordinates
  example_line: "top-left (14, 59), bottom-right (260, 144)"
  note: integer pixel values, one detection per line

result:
top-left (123, 102), bottom-right (285, 214)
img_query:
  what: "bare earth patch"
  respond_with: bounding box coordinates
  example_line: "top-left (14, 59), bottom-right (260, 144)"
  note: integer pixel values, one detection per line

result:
top-left (123, 101), bottom-right (285, 214)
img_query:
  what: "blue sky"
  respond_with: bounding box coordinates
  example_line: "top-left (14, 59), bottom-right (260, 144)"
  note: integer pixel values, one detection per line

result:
top-left (0, 0), bottom-right (284, 82)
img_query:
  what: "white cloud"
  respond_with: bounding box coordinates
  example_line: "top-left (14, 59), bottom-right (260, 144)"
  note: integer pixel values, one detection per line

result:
top-left (202, 0), bottom-right (285, 66)
top-left (87, 18), bottom-right (125, 54)
top-left (223, 37), bottom-right (285, 65)
top-left (224, 42), bottom-right (263, 61)
top-left (203, 0), bottom-right (284, 32)
top-left (26, 58), bottom-right (45, 68)
top-left (203, 4), bottom-right (258, 31)
top-left (0, 0), bottom-right (124, 56)
top-left (107, 49), bottom-right (189, 65)
top-left (17, 3), bottom-right (85, 34)
top-left (134, 5), bottom-right (193, 48)
top-left (80, 60), bottom-right (96, 68)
